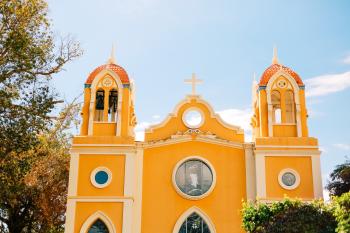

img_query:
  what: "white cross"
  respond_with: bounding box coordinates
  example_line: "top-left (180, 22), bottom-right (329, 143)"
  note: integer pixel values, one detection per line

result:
top-left (184, 73), bottom-right (203, 95)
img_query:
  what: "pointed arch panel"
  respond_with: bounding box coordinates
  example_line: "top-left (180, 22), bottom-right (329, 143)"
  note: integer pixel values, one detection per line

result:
top-left (80, 211), bottom-right (116, 233)
top-left (173, 206), bottom-right (216, 233)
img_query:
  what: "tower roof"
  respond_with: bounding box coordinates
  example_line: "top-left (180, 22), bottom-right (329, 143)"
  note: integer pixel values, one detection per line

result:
top-left (259, 63), bottom-right (304, 86)
top-left (85, 63), bottom-right (130, 85)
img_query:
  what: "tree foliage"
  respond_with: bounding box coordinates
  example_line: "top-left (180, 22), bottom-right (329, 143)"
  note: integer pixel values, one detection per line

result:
top-left (332, 192), bottom-right (350, 233)
top-left (326, 160), bottom-right (350, 197)
top-left (241, 198), bottom-right (337, 233)
top-left (0, 0), bottom-right (82, 232)
top-left (0, 100), bottom-right (81, 233)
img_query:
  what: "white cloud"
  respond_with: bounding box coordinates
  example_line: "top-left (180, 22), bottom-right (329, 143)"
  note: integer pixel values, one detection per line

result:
top-left (343, 55), bottom-right (350, 65)
top-left (134, 121), bottom-right (153, 141)
top-left (216, 108), bottom-right (252, 141)
top-left (304, 71), bottom-right (350, 97)
top-left (333, 143), bottom-right (350, 150)
top-left (319, 146), bottom-right (328, 153)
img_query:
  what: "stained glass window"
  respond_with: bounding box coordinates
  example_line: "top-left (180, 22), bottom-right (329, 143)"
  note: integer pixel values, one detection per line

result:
top-left (88, 219), bottom-right (109, 233)
top-left (179, 213), bottom-right (211, 233)
top-left (175, 160), bottom-right (213, 197)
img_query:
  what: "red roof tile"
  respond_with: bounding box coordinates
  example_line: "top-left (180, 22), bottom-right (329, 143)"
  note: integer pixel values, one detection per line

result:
top-left (259, 64), bottom-right (303, 86)
top-left (85, 63), bottom-right (129, 84)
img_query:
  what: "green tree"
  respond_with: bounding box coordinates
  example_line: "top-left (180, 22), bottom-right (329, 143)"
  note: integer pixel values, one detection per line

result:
top-left (326, 160), bottom-right (350, 197)
top-left (332, 192), bottom-right (350, 233)
top-left (241, 198), bottom-right (337, 233)
top-left (0, 0), bottom-right (82, 232)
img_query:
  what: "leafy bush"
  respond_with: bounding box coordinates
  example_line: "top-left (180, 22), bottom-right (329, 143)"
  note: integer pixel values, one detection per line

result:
top-left (242, 198), bottom-right (337, 233)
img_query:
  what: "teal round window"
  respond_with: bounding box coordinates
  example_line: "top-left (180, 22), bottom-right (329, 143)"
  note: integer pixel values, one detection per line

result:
top-left (90, 167), bottom-right (112, 188)
top-left (95, 171), bottom-right (109, 185)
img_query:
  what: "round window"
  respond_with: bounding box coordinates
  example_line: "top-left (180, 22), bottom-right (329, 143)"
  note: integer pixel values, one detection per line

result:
top-left (281, 172), bottom-right (296, 187)
top-left (174, 159), bottom-right (214, 199)
top-left (278, 169), bottom-right (300, 190)
top-left (182, 108), bottom-right (204, 128)
top-left (90, 167), bottom-right (112, 188)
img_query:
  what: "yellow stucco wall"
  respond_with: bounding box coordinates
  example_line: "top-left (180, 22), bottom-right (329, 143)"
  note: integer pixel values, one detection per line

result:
top-left (77, 154), bottom-right (125, 196)
top-left (74, 202), bottom-right (123, 233)
top-left (265, 156), bottom-right (314, 199)
top-left (142, 141), bottom-right (246, 233)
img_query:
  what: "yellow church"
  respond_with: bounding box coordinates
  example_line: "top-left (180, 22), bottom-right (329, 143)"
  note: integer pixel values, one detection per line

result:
top-left (64, 49), bottom-right (323, 233)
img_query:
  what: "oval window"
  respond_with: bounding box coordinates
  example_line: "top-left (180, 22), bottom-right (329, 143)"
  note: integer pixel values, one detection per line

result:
top-left (175, 159), bottom-right (213, 198)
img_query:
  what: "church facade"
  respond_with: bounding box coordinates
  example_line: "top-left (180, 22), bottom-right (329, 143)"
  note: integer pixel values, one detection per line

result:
top-left (64, 50), bottom-right (323, 233)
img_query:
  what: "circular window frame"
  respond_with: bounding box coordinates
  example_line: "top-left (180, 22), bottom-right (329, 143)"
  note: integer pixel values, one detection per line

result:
top-left (278, 168), bottom-right (300, 190)
top-left (172, 156), bottom-right (216, 200)
top-left (90, 167), bottom-right (112, 189)
top-left (182, 107), bottom-right (205, 129)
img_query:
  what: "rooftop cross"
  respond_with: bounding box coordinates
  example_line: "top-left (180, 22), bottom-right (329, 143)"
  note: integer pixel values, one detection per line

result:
top-left (184, 73), bottom-right (203, 95)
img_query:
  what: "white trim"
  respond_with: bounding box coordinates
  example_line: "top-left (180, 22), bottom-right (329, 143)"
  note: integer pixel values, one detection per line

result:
top-left (142, 136), bottom-right (243, 149)
top-left (64, 199), bottom-right (76, 233)
top-left (71, 143), bottom-right (135, 147)
top-left (255, 155), bottom-right (266, 198)
top-left (255, 145), bottom-right (318, 149)
top-left (90, 167), bottom-right (112, 189)
top-left (172, 206), bottom-right (216, 233)
top-left (68, 197), bottom-right (133, 202)
top-left (311, 154), bottom-right (323, 198)
top-left (182, 107), bottom-right (205, 129)
top-left (79, 211), bottom-right (116, 233)
top-left (122, 199), bottom-right (133, 233)
top-left (88, 69), bottom-right (124, 136)
top-left (68, 153), bottom-right (79, 196)
top-left (278, 168), bottom-right (300, 190)
top-left (254, 150), bottom-right (321, 156)
top-left (244, 143), bottom-right (256, 200)
top-left (70, 147), bottom-right (136, 154)
top-left (124, 153), bottom-right (135, 196)
top-left (172, 156), bottom-right (217, 200)
top-left (133, 147), bottom-right (144, 233)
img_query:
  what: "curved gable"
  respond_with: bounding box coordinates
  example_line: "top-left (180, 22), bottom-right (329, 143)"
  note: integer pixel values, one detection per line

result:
top-left (144, 95), bottom-right (244, 143)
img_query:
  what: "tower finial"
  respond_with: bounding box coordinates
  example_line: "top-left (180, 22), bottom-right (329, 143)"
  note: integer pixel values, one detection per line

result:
top-left (108, 44), bottom-right (116, 64)
top-left (272, 46), bottom-right (279, 64)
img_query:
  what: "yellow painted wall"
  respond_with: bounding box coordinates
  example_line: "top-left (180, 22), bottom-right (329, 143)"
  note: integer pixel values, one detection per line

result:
top-left (265, 156), bottom-right (314, 199)
top-left (142, 141), bottom-right (246, 233)
top-left (74, 202), bottom-right (123, 233)
top-left (273, 124), bottom-right (297, 137)
top-left (77, 154), bottom-right (125, 196)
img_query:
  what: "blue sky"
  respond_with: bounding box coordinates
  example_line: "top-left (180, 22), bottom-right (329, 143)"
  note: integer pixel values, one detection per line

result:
top-left (48, 0), bottom-right (350, 197)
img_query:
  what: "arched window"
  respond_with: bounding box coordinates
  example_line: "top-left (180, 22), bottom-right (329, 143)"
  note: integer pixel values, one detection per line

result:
top-left (94, 90), bottom-right (105, 121)
top-left (179, 212), bottom-right (211, 233)
top-left (108, 89), bottom-right (118, 122)
top-left (271, 90), bottom-right (281, 124)
top-left (285, 90), bottom-right (296, 123)
top-left (88, 219), bottom-right (109, 233)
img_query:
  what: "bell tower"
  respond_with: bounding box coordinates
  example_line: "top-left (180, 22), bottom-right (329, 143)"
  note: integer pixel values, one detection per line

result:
top-left (251, 48), bottom-right (323, 201)
top-left (65, 50), bottom-right (142, 233)
top-left (79, 50), bottom-right (136, 139)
